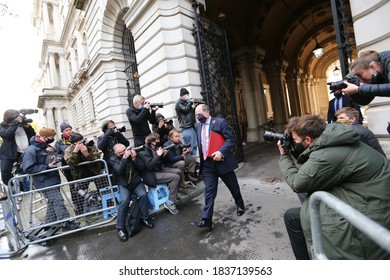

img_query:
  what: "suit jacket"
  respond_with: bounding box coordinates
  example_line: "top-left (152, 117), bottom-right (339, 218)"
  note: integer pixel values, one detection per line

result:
top-left (195, 117), bottom-right (238, 175)
top-left (327, 94), bottom-right (363, 124)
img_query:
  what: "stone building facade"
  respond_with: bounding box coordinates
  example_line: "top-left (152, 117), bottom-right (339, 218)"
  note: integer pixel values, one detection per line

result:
top-left (31, 0), bottom-right (389, 155)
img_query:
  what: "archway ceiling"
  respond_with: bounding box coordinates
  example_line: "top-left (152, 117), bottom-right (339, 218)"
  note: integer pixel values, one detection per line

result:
top-left (202, 0), bottom-right (355, 78)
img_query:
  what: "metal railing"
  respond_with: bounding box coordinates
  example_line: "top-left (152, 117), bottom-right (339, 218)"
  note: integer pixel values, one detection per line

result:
top-left (2, 159), bottom-right (119, 250)
top-left (309, 191), bottom-right (390, 260)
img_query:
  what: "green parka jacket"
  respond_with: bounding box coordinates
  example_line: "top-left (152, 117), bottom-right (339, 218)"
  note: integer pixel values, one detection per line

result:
top-left (279, 123), bottom-right (390, 259)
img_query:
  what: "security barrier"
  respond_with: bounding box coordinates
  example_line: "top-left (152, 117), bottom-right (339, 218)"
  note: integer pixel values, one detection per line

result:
top-left (3, 159), bottom-right (118, 247)
top-left (309, 191), bottom-right (390, 260)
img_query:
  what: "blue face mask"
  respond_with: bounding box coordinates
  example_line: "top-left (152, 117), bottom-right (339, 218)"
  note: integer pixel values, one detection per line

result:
top-left (185, 95), bottom-right (190, 101)
top-left (197, 114), bottom-right (207, 123)
top-left (137, 104), bottom-right (143, 110)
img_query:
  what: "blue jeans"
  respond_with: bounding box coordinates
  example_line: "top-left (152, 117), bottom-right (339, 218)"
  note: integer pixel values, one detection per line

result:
top-left (116, 182), bottom-right (149, 229)
top-left (182, 127), bottom-right (198, 156)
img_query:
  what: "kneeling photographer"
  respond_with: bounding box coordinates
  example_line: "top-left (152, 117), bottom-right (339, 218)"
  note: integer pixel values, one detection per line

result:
top-left (274, 115), bottom-right (390, 260)
top-left (0, 109), bottom-right (36, 186)
top-left (338, 50), bottom-right (390, 105)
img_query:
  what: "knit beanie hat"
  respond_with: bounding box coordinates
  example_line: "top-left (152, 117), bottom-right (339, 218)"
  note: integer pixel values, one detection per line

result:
top-left (69, 132), bottom-right (84, 143)
top-left (60, 123), bottom-right (72, 132)
top-left (180, 88), bottom-right (189, 97)
top-left (39, 128), bottom-right (57, 137)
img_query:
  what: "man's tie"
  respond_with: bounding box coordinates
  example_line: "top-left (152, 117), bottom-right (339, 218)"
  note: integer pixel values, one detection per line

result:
top-left (201, 124), bottom-right (207, 160)
top-left (335, 98), bottom-right (340, 111)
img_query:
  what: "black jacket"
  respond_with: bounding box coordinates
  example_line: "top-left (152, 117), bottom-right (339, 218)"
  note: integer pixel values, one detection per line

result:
top-left (109, 154), bottom-right (144, 190)
top-left (175, 99), bottom-right (195, 129)
top-left (126, 106), bottom-right (156, 137)
top-left (163, 140), bottom-right (183, 164)
top-left (0, 121), bottom-right (35, 160)
top-left (98, 129), bottom-right (129, 164)
top-left (351, 51), bottom-right (390, 105)
top-left (139, 144), bottom-right (164, 186)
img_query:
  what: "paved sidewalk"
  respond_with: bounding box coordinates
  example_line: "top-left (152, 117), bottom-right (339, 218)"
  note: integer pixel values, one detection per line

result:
top-left (3, 142), bottom-right (301, 260)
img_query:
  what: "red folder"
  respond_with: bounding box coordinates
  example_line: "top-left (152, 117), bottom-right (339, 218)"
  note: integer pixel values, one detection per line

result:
top-left (207, 131), bottom-right (225, 159)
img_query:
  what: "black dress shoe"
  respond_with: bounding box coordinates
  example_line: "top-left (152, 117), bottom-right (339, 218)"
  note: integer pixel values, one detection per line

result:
top-left (141, 219), bottom-right (154, 229)
top-left (191, 219), bottom-right (212, 231)
top-left (237, 206), bottom-right (245, 216)
top-left (117, 228), bottom-right (128, 242)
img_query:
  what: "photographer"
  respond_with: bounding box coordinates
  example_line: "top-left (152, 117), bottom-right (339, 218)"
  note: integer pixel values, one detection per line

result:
top-left (0, 109), bottom-right (36, 186)
top-left (152, 113), bottom-right (175, 146)
top-left (98, 120), bottom-right (129, 185)
top-left (163, 129), bottom-right (198, 183)
top-left (175, 88), bottom-right (198, 156)
top-left (342, 50), bottom-right (390, 104)
top-left (64, 132), bottom-right (103, 215)
top-left (277, 115), bottom-right (390, 259)
top-left (110, 143), bottom-right (153, 242)
top-left (22, 128), bottom-right (79, 231)
top-left (126, 95), bottom-right (158, 147)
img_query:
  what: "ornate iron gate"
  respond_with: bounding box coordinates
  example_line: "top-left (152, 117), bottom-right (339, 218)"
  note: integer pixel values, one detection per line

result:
top-left (122, 27), bottom-right (141, 106)
top-left (192, 2), bottom-right (244, 162)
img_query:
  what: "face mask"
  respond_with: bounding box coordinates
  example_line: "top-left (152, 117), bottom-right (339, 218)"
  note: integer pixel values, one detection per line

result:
top-left (46, 138), bottom-right (55, 144)
top-left (137, 104), bottom-right (143, 110)
top-left (185, 95), bottom-right (190, 101)
top-left (291, 141), bottom-right (306, 158)
top-left (197, 114), bottom-right (207, 123)
top-left (156, 141), bottom-right (162, 148)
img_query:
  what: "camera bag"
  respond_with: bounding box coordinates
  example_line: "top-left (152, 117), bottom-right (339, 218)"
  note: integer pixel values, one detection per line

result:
top-left (124, 194), bottom-right (142, 237)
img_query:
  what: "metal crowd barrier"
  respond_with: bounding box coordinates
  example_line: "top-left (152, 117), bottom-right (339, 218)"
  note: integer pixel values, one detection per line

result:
top-left (0, 183), bottom-right (28, 259)
top-left (309, 191), bottom-right (390, 260)
top-left (3, 159), bottom-right (119, 250)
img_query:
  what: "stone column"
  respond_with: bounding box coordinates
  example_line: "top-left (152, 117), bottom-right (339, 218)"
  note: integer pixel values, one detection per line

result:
top-left (58, 54), bottom-right (68, 88)
top-left (46, 108), bottom-right (55, 130)
top-left (52, 3), bottom-right (60, 36)
top-left (232, 47), bottom-right (267, 142)
top-left (285, 69), bottom-right (302, 117)
top-left (264, 61), bottom-right (289, 129)
top-left (48, 53), bottom-right (58, 88)
top-left (70, 49), bottom-right (78, 77)
top-left (55, 107), bottom-right (64, 135)
top-left (42, 1), bottom-right (50, 36)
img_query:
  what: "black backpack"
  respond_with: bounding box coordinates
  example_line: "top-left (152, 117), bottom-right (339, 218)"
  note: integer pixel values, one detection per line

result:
top-left (124, 195), bottom-right (142, 237)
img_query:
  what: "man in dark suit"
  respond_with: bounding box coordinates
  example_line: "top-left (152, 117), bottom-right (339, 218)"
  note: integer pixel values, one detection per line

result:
top-left (191, 104), bottom-right (245, 231)
top-left (327, 92), bottom-right (363, 124)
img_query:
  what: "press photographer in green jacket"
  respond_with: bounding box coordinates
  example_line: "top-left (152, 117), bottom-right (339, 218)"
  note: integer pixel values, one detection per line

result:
top-left (278, 115), bottom-right (390, 259)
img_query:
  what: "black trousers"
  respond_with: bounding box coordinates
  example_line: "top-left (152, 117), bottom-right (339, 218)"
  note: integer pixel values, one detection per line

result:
top-left (283, 207), bottom-right (310, 260)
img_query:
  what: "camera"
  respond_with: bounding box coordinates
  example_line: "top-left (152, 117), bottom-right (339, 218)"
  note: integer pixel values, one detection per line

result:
top-left (327, 73), bottom-right (360, 92)
top-left (77, 189), bottom-right (101, 212)
top-left (164, 119), bottom-right (173, 125)
top-left (112, 126), bottom-right (126, 133)
top-left (148, 102), bottom-right (164, 108)
top-left (17, 108), bottom-right (38, 125)
top-left (192, 98), bottom-right (205, 105)
top-left (81, 139), bottom-right (95, 147)
top-left (263, 130), bottom-right (294, 150)
top-left (127, 145), bottom-right (144, 152)
top-left (180, 143), bottom-right (191, 152)
top-left (49, 154), bottom-right (63, 164)
top-left (163, 143), bottom-right (176, 150)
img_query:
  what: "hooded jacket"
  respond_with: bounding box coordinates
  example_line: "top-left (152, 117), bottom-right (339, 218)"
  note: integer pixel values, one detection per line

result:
top-left (279, 123), bottom-right (390, 259)
top-left (22, 136), bottom-right (61, 188)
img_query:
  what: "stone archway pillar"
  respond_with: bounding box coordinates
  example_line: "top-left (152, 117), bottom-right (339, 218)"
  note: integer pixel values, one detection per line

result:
top-left (232, 47), bottom-right (267, 142)
top-left (264, 61), bottom-right (289, 130)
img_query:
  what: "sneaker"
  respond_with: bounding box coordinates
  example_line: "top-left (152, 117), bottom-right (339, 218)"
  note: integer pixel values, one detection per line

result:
top-left (164, 201), bottom-right (179, 215)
